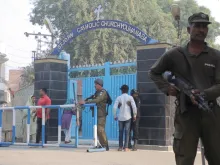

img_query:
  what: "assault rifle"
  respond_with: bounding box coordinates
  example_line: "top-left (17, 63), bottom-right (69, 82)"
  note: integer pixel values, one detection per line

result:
top-left (85, 95), bottom-right (95, 101)
top-left (163, 72), bottom-right (213, 112)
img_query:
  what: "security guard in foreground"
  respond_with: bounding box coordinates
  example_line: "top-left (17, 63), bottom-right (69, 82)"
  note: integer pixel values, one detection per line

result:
top-left (79, 78), bottom-right (109, 151)
top-left (149, 12), bottom-right (220, 165)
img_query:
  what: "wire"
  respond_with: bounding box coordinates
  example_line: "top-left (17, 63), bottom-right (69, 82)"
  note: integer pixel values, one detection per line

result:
top-left (7, 53), bottom-right (32, 59)
top-left (5, 65), bottom-right (20, 69)
top-left (4, 44), bottom-right (32, 53)
top-left (7, 60), bottom-right (31, 65)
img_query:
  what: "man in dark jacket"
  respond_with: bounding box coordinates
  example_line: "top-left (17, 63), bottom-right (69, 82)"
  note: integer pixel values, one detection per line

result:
top-left (128, 89), bottom-right (141, 151)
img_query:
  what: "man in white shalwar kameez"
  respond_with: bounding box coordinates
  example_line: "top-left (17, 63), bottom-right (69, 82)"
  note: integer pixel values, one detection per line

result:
top-left (21, 95), bottom-right (37, 143)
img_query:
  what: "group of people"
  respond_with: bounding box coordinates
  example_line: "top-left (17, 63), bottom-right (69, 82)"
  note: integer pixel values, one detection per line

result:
top-left (78, 11), bottom-right (220, 164)
top-left (79, 79), bottom-right (141, 152)
top-left (21, 88), bottom-right (75, 144)
top-left (21, 81), bottom-right (140, 151)
top-left (21, 88), bottom-right (52, 144)
top-left (19, 11), bottom-right (220, 164)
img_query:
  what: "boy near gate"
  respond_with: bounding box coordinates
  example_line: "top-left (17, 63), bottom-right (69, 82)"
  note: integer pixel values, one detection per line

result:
top-left (113, 85), bottom-right (137, 151)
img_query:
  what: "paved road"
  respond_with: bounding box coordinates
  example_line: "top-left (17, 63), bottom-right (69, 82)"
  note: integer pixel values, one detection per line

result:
top-left (0, 147), bottom-right (206, 165)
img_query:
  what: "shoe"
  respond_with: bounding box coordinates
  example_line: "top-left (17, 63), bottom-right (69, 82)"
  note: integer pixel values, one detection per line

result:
top-left (105, 145), bottom-right (109, 151)
top-left (98, 145), bottom-right (109, 151)
top-left (124, 148), bottom-right (130, 152)
top-left (118, 147), bottom-right (123, 151)
top-left (132, 140), bottom-right (138, 151)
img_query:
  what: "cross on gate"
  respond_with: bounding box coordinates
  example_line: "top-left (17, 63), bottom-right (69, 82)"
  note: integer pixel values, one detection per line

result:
top-left (94, 5), bottom-right (104, 20)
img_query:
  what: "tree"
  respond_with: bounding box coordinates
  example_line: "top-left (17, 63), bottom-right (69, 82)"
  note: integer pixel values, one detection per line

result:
top-left (20, 64), bottom-right (35, 87)
top-left (157, 0), bottom-right (220, 48)
top-left (30, 0), bottom-right (177, 66)
top-left (30, 0), bottom-right (220, 67)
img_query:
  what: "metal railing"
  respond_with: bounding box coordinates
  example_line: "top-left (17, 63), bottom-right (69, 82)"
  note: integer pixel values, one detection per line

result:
top-left (0, 103), bottom-right (98, 149)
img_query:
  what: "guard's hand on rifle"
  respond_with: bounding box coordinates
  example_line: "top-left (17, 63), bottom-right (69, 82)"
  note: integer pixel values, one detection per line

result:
top-left (168, 85), bottom-right (178, 96)
top-left (190, 89), bottom-right (200, 105)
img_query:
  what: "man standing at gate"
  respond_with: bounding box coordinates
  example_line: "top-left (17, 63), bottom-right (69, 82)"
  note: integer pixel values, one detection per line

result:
top-left (149, 12), bottom-right (220, 165)
top-left (36, 88), bottom-right (51, 144)
top-left (117, 89), bottom-right (140, 151)
top-left (79, 78), bottom-right (109, 151)
top-left (113, 85), bottom-right (137, 152)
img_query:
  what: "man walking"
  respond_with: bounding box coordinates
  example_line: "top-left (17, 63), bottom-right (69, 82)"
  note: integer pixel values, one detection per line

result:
top-left (149, 12), bottom-right (220, 165)
top-left (36, 88), bottom-right (51, 144)
top-left (113, 85), bottom-right (137, 152)
top-left (79, 78), bottom-right (109, 151)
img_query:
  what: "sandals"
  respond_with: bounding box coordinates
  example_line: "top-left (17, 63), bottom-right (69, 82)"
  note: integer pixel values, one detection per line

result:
top-left (64, 140), bottom-right (72, 144)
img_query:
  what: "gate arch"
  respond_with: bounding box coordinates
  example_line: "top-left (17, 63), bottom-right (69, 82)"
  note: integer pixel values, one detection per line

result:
top-left (52, 20), bottom-right (158, 55)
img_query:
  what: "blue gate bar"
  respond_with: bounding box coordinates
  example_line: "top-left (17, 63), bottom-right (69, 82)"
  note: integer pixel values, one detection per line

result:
top-left (0, 104), bottom-right (98, 150)
top-left (27, 108), bottom-right (31, 144)
top-left (58, 107), bottom-right (62, 144)
top-left (12, 108), bottom-right (16, 144)
top-left (0, 110), bottom-right (2, 143)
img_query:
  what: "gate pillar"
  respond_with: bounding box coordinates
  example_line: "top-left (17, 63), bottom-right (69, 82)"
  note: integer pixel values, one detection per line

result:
top-left (34, 58), bottom-right (68, 141)
top-left (136, 43), bottom-right (174, 147)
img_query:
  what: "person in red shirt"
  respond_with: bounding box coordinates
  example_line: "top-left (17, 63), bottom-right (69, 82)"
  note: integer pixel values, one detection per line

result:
top-left (36, 88), bottom-right (51, 144)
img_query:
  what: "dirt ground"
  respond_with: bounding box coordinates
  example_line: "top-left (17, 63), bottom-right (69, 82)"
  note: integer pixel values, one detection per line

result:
top-left (0, 146), bottom-right (206, 165)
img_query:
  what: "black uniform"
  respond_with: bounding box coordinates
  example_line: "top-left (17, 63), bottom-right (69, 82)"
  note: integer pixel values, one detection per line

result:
top-left (128, 89), bottom-right (141, 150)
top-left (129, 96), bottom-right (140, 140)
top-left (149, 43), bottom-right (220, 165)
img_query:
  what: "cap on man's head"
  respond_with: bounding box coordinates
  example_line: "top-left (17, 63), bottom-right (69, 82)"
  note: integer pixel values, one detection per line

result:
top-left (94, 78), bottom-right (103, 87)
top-left (188, 12), bottom-right (211, 24)
top-left (130, 89), bottom-right (139, 95)
top-left (120, 84), bottom-right (129, 90)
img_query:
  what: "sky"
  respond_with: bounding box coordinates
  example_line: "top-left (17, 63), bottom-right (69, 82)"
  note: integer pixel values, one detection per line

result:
top-left (195, 0), bottom-right (220, 42)
top-left (0, 0), bottom-right (48, 80)
top-left (0, 0), bottom-right (220, 80)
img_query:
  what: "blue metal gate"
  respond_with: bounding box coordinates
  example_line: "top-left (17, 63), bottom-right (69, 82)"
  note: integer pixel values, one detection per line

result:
top-left (68, 61), bottom-right (136, 140)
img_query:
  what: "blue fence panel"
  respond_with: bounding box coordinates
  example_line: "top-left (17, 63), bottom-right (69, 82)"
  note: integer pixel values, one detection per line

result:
top-left (78, 74), bottom-right (136, 140)
top-left (71, 116), bottom-right (76, 137)
top-left (68, 62), bottom-right (136, 140)
top-left (106, 74), bottom-right (137, 140)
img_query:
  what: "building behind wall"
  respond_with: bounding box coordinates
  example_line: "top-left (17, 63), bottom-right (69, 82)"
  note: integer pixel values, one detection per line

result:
top-left (8, 69), bottom-right (23, 92)
top-left (0, 52), bottom-right (12, 141)
top-left (0, 52), bottom-right (8, 102)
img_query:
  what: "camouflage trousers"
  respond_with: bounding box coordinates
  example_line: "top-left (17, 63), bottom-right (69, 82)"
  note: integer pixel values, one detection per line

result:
top-left (173, 106), bottom-right (220, 165)
top-left (97, 116), bottom-right (108, 147)
top-left (76, 104), bottom-right (108, 147)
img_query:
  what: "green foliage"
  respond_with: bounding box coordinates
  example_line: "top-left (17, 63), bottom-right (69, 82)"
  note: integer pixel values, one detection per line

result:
top-left (157, 0), bottom-right (220, 48)
top-left (69, 69), bottom-right (104, 78)
top-left (20, 63), bottom-right (35, 87)
top-left (29, 0), bottom-right (220, 76)
top-left (68, 66), bottom-right (136, 78)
